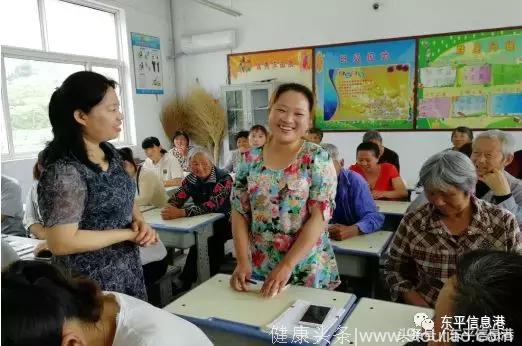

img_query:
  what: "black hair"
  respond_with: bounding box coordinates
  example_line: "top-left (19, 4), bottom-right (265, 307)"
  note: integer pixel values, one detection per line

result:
top-left (235, 131), bottom-right (250, 143)
top-left (2, 260), bottom-right (103, 346)
top-left (452, 250), bottom-right (522, 345)
top-left (32, 151), bottom-right (45, 180)
top-left (451, 126), bottom-right (474, 141)
top-left (356, 141), bottom-right (380, 158)
top-left (172, 131), bottom-right (190, 145)
top-left (458, 142), bottom-right (473, 158)
top-left (308, 127), bottom-right (323, 140)
top-left (249, 124), bottom-right (268, 137)
top-left (270, 83), bottom-right (314, 113)
top-left (141, 136), bottom-right (167, 155)
top-left (118, 147), bottom-right (137, 171)
top-left (43, 71), bottom-right (117, 171)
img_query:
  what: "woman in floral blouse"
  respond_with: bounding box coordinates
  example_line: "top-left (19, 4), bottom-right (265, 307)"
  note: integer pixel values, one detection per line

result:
top-left (230, 83), bottom-right (340, 297)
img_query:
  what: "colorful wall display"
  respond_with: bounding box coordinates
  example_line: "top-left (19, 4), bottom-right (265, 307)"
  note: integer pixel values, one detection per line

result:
top-left (417, 28), bottom-right (522, 129)
top-left (131, 33), bottom-right (163, 94)
top-left (228, 49), bottom-right (313, 88)
top-left (314, 39), bottom-right (416, 130)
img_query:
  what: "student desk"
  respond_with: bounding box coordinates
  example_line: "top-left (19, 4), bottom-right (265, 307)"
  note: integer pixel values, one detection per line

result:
top-left (165, 274), bottom-right (357, 346)
top-left (142, 209), bottom-right (225, 283)
top-left (139, 205), bottom-right (156, 213)
top-left (374, 200), bottom-right (410, 216)
top-left (2, 235), bottom-right (44, 260)
top-left (331, 231), bottom-right (394, 297)
top-left (331, 298), bottom-right (433, 345)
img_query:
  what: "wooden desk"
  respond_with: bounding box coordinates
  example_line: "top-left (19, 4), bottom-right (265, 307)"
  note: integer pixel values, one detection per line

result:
top-left (2, 235), bottom-right (44, 260)
top-left (375, 200), bottom-right (411, 216)
top-left (331, 298), bottom-right (433, 345)
top-left (165, 274), bottom-right (357, 346)
top-left (143, 209), bottom-right (224, 283)
top-left (331, 231), bottom-right (394, 296)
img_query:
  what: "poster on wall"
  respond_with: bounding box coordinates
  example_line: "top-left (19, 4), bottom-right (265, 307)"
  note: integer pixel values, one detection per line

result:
top-left (131, 32), bottom-right (164, 94)
top-left (314, 39), bottom-right (416, 131)
top-left (228, 48), bottom-right (313, 88)
top-left (416, 28), bottom-right (522, 129)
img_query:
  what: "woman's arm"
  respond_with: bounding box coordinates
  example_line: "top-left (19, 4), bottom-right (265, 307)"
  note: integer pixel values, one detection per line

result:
top-left (385, 176), bottom-right (408, 199)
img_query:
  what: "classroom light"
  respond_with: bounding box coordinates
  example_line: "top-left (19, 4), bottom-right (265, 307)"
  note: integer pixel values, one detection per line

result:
top-left (192, 0), bottom-right (242, 17)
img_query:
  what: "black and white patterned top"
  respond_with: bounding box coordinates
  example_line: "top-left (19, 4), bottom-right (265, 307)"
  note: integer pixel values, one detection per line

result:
top-left (38, 143), bottom-right (147, 300)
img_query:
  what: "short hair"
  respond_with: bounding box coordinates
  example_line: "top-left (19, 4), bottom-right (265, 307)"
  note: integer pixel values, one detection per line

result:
top-left (2, 261), bottom-right (103, 345)
top-left (308, 127), bottom-right (323, 140)
top-left (458, 143), bottom-right (472, 158)
top-left (474, 129), bottom-right (515, 158)
top-left (249, 124), bottom-right (268, 137)
top-left (188, 147), bottom-right (214, 164)
top-left (453, 250), bottom-right (522, 344)
top-left (235, 131), bottom-right (250, 143)
top-left (117, 147), bottom-right (137, 171)
top-left (362, 130), bottom-right (382, 143)
top-left (270, 83), bottom-right (314, 113)
top-left (321, 143), bottom-right (340, 161)
top-left (451, 126), bottom-right (473, 141)
top-left (356, 141), bottom-right (380, 158)
top-left (418, 150), bottom-right (477, 193)
top-left (172, 130), bottom-right (190, 145)
top-left (141, 136), bottom-right (167, 154)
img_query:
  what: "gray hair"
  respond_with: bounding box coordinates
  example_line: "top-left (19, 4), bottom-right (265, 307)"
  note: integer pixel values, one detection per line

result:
top-left (188, 146), bottom-right (214, 164)
top-left (362, 130), bottom-right (382, 143)
top-left (474, 130), bottom-right (515, 158)
top-left (418, 150), bottom-right (477, 193)
top-left (321, 143), bottom-right (340, 161)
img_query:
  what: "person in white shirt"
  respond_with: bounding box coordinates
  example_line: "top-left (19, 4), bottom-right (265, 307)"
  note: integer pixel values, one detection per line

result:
top-left (23, 152), bottom-right (46, 239)
top-left (2, 260), bottom-right (212, 346)
top-left (142, 137), bottom-right (183, 187)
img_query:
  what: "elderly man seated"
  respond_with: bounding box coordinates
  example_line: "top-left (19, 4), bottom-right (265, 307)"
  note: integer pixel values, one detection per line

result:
top-left (385, 150), bottom-right (521, 308)
top-left (409, 130), bottom-right (522, 225)
top-left (161, 148), bottom-right (233, 291)
top-left (322, 143), bottom-right (384, 240)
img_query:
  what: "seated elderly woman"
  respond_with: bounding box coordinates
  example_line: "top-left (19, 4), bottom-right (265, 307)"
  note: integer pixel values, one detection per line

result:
top-left (350, 142), bottom-right (408, 200)
top-left (161, 148), bottom-right (233, 291)
top-left (384, 150), bottom-right (521, 308)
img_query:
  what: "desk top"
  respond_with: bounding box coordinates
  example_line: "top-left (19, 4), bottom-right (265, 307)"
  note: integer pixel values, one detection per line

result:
top-left (143, 209), bottom-right (224, 233)
top-left (165, 274), bottom-right (356, 342)
top-left (375, 200), bottom-right (411, 216)
top-left (2, 235), bottom-right (44, 260)
top-left (332, 231), bottom-right (394, 257)
top-left (331, 298), bottom-right (433, 345)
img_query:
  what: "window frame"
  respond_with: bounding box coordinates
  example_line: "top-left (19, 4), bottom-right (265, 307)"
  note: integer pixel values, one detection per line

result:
top-left (1, 0), bottom-right (135, 161)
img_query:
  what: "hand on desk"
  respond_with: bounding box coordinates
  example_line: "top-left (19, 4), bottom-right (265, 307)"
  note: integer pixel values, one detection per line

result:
top-left (230, 262), bottom-right (253, 292)
top-left (371, 190), bottom-right (389, 200)
top-left (261, 262), bottom-right (292, 298)
top-left (161, 205), bottom-right (186, 220)
top-left (328, 224), bottom-right (360, 241)
top-left (131, 219), bottom-right (158, 246)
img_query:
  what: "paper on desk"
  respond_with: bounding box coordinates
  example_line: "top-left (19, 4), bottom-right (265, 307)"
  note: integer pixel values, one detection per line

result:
top-left (266, 299), bottom-right (344, 339)
top-left (247, 280), bottom-right (290, 294)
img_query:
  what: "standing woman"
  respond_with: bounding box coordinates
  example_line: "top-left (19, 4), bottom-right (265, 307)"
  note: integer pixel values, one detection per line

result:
top-left (38, 71), bottom-right (157, 300)
top-left (230, 83), bottom-right (340, 297)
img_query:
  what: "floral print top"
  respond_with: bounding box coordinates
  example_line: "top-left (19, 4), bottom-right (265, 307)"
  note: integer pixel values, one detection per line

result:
top-left (231, 141), bottom-right (340, 289)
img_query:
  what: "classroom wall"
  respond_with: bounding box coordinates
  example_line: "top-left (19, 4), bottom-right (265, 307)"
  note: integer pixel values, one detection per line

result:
top-left (171, 0), bottom-right (522, 184)
top-left (1, 0), bottom-right (176, 196)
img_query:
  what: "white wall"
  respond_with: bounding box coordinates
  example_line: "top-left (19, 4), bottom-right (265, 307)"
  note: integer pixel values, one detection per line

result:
top-left (1, 0), bottom-right (176, 196)
top-left (172, 0), bottom-right (522, 184)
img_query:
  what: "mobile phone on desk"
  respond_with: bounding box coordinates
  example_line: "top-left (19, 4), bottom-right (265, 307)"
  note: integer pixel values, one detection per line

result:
top-left (298, 305), bottom-right (331, 328)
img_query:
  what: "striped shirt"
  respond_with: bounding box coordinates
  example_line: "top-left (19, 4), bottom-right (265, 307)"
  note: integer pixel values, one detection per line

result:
top-left (384, 196), bottom-right (521, 307)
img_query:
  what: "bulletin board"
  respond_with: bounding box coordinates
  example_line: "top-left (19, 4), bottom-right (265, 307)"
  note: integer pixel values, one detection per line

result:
top-left (416, 28), bottom-right (522, 129)
top-left (131, 32), bottom-right (164, 94)
top-left (228, 48), bottom-right (313, 88)
top-left (314, 39), bottom-right (416, 130)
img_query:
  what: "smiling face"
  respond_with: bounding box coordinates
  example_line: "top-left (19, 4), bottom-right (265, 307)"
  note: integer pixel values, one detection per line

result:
top-left (356, 150), bottom-right (379, 172)
top-left (190, 152), bottom-right (213, 179)
top-left (76, 87), bottom-right (122, 142)
top-left (268, 90), bottom-right (311, 145)
top-left (173, 135), bottom-right (189, 151)
top-left (452, 131), bottom-right (472, 150)
top-left (248, 130), bottom-right (267, 148)
top-left (471, 137), bottom-right (512, 177)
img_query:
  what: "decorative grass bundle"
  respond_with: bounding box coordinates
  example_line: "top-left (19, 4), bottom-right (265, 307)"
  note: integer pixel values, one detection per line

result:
top-left (161, 87), bottom-right (225, 162)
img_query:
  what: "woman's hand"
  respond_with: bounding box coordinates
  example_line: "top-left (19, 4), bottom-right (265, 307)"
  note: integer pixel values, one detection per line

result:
top-left (260, 262), bottom-right (292, 298)
top-left (131, 219), bottom-right (158, 246)
top-left (230, 262), bottom-right (253, 292)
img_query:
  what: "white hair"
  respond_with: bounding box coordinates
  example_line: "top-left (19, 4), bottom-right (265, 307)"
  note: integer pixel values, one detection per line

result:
top-left (419, 150), bottom-right (477, 193)
top-left (321, 143), bottom-right (340, 161)
top-left (187, 147), bottom-right (214, 164)
top-left (474, 130), bottom-right (515, 158)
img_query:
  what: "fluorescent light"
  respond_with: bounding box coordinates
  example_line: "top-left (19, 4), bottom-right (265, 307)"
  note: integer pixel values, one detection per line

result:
top-left (192, 0), bottom-right (242, 17)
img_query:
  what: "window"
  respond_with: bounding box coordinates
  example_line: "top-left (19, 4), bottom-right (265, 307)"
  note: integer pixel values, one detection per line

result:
top-left (1, 0), bottom-right (133, 159)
